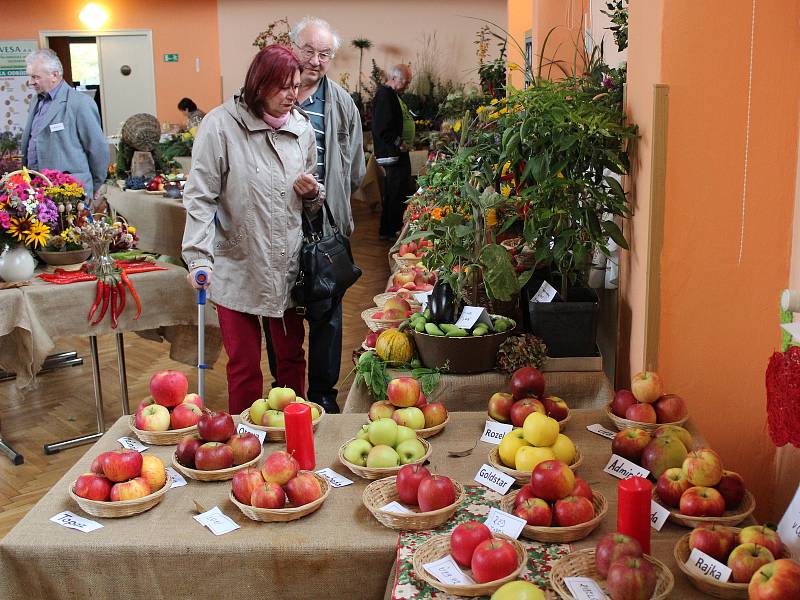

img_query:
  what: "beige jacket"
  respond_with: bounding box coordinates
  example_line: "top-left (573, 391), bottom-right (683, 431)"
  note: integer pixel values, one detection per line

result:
top-left (181, 95), bottom-right (323, 317)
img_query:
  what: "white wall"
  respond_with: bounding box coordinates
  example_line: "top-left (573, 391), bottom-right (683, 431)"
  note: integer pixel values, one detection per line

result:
top-left (586, 0), bottom-right (627, 68)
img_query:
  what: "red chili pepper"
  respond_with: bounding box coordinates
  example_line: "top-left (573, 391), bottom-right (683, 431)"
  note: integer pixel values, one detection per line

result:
top-left (121, 272), bottom-right (141, 320)
top-left (110, 284), bottom-right (119, 329)
top-left (88, 280), bottom-right (104, 321)
top-left (116, 281), bottom-right (126, 319)
top-left (91, 282), bottom-right (111, 326)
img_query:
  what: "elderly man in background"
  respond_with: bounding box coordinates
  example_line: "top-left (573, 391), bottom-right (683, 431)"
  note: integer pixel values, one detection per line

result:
top-left (21, 48), bottom-right (109, 208)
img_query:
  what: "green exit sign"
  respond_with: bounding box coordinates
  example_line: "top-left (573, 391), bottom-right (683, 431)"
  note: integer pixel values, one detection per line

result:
top-left (163, 53), bottom-right (179, 63)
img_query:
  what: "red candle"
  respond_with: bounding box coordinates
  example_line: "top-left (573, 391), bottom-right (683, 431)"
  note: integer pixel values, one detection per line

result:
top-left (617, 476), bottom-right (652, 553)
top-left (284, 402), bottom-right (315, 470)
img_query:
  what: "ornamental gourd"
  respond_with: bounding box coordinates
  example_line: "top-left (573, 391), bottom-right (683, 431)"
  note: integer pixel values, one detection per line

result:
top-left (374, 329), bottom-right (414, 364)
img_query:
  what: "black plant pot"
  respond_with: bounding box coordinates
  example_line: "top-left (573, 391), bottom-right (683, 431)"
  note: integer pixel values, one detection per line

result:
top-left (523, 282), bottom-right (599, 358)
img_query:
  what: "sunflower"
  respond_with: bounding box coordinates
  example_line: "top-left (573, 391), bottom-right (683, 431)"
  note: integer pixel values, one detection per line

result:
top-left (6, 217), bottom-right (31, 242)
top-left (25, 220), bottom-right (50, 248)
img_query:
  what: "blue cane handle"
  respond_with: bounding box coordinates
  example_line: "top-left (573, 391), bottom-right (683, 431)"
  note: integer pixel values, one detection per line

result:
top-left (195, 270), bottom-right (208, 305)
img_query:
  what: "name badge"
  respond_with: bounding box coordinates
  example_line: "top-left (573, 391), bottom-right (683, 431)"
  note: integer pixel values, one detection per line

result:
top-left (586, 423), bottom-right (616, 439)
top-left (563, 577), bottom-right (607, 600)
top-left (484, 507), bottom-right (526, 539)
top-left (651, 500), bottom-right (670, 531)
top-left (50, 511), bottom-right (103, 532)
top-left (236, 423), bottom-right (266, 445)
top-left (603, 454), bottom-right (650, 480)
top-left (422, 555), bottom-right (475, 585)
top-left (686, 548), bottom-right (732, 582)
top-left (480, 421), bottom-right (514, 445)
top-left (49, 122), bottom-right (65, 132)
top-left (117, 437), bottom-right (148, 452)
top-left (474, 464), bottom-right (514, 495)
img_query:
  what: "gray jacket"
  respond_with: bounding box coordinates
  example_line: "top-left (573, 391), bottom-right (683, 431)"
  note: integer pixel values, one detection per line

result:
top-left (181, 96), bottom-right (323, 317)
top-left (320, 78), bottom-right (365, 237)
top-left (20, 83), bottom-right (109, 198)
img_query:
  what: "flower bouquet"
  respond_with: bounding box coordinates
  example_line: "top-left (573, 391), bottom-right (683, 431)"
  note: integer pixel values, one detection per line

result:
top-left (0, 168), bottom-right (62, 251)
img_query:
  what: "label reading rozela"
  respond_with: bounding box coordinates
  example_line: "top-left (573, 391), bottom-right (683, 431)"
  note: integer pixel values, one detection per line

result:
top-left (480, 421), bottom-right (514, 445)
top-left (474, 464), bottom-right (514, 495)
top-left (603, 454), bottom-right (650, 480)
top-left (686, 548), bottom-right (732, 582)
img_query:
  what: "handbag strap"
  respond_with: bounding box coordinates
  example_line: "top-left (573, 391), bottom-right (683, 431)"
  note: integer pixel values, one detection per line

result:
top-left (301, 199), bottom-right (339, 239)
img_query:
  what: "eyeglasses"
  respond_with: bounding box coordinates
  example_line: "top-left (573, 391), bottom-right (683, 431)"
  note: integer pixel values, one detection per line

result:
top-left (294, 44), bottom-right (332, 63)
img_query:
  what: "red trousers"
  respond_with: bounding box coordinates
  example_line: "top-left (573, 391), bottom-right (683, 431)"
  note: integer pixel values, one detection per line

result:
top-left (216, 304), bottom-right (306, 414)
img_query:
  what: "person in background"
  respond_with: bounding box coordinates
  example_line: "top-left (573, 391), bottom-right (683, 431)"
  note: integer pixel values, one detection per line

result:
top-left (177, 97), bottom-right (206, 128)
top-left (182, 45), bottom-right (323, 414)
top-left (371, 64), bottom-right (413, 241)
top-left (21, 48), bottom-right (109, 209)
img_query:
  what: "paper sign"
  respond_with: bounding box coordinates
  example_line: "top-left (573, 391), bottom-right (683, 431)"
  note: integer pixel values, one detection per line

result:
top-left (651, 500), bottom-right (670, 531)
top-left (117, 437), bottom-right (148, 452)
top-left (686, 548), bottom-right (732, 582)
top-left (454, 306), bottom-right (493, 330)
top-left (381, 501), bottom-right (413, 514)
top-left (484, 507), bottom-right (526, 539)
top-left (480, 421), bottom-right (514, 445)
top-left (423, 555), bottom-right (475, 586)
top-left (316, 468), bottom-right (354, 488)
top-left (777, 482), bottom-right (800, 555)
top-left (530, 281), bottom-right (558, 303)
top-left (166, 467), bottom-right (187, 488)
top-left (474, 464), bottom-right (514, 495)
top-left (603, 454), bottom-right (650, 480)
top-left (194, 506), bottom-right (240, 536)
top-left (586, 423), bottom-right (616, 439)
top-left (781, 322), bottom-right (800, 342)
top-left (236, 422), bottom-right (267, 445)
top-left (50, 511), bottom-right (103, 533)
top-left (564, 577), bottom-right (608, 600)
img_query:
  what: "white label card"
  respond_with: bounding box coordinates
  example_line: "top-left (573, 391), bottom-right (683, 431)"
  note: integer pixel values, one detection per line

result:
top-left (315, 468), bottom-right (354, 488)
top-left (586, 423), bottom-right (616, 439)
top-left (454, 306), bottom-right (493, 330)
top-left (778, 482), bottom-right (800, 555)
top-left (422, 555), bottom-right (475, 586)
top-left (49, 122), bottom-right (65, 132)
top-left (563, 577), bottom-right (608, 600)
top-left (50, 511), bottom-right (103, 532)
top-left (474, 464), bottom-right (514, 495)
top-left (686, 548), bottom-right (732, 582)
top-left (480, 421), bottom-right (514, 445)
top-left (651, 500), bottom-right (670, 531)
top-left (484, 507), bottom-right (526, 539)
top-left (413, 291), bottom-right (432, 309)
top-left (236, 423), bottom-right (267, 445)
top-left (603, 454), bottom-right (650, 480)
top-left (381, 501), bottom-right (413, 514)
top-left (165, 467), bottom-right (187, 488)
top-left (531, 281), bottom-right (558, 303)
top-left (117, 437), bottom-right (148, 452)
top-left (193, 506), bottom-right (240, 536)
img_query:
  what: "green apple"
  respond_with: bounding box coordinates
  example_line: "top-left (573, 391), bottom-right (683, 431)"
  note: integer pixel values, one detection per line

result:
top-left (366, 445), bottom-right (400, 468)
top-left (267, 386), bottom-right (296, 410)
top-left (292, 398), bottom-right (321, 420)
top-left (368, 418), bottom-right (398, 447)
top-left (393, 407), bottom-right (425, 430)
top-left (343, 439), bottom-right (373, 466)
top-left (356, 425), bottom-right (371, 441)
top-left (249, 398), bottom-right (269, 426)
top-left (396, 438), bottom-right (426, 464)
top-left (263, 410), bottom-right (285, 427)
top-left (396, 425), bottom-right (417, 444)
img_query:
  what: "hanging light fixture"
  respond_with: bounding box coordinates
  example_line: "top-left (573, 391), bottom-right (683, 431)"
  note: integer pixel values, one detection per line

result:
top-left (79, 3), bottom-right (108, 30)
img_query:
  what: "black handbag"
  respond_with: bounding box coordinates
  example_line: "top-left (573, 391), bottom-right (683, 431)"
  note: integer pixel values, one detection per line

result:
top-left (292, 200), bottom-right (362, 306)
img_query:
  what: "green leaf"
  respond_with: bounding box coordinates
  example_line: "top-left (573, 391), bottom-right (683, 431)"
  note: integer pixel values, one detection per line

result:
top-left (602, 220), bottom-right (628, 249)
top-left (604, 175), bottom-right (626, 202)
top-left (400, 229), bottom-right (434, 243)
top-left (480, 244), bottom-right (521, 301)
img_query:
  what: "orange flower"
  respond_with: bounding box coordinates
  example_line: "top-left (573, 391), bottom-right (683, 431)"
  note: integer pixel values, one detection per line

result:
top-left (430, 207), bottom-right (443, 221)
top-left (486, 208), bottom-right (498, 227)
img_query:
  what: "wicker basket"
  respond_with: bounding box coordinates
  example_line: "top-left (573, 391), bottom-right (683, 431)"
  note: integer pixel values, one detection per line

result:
top-left (121, 113), bottom-right (161, 151)
top-left (652, 489), bottom-right (756, 528)
top-left (228, 471), bottom-right (330, 522)
top-left (550, 548), bottom-right (674, 600)
top-left (488, 411), bottom-right (571, 432)
top-left (362, 476), bottom-right (464, 530)
top-left (361, 306), bottom-right (409, 332)
top-left (239, 402), bottom-right (325, 442)
top-left (367, 414), bottom-right (449, 439)
top-left (69, 474), bottom-right (172, 518)
top-left (499, 489), bottom-right (607, 543)
top-left (392, 252), bottom-right (424, 269)
top-left (412, 533), bottom-right (527, 597)
top-left (605, 404), bottom-right (689, 433)
top-left (373, 292), bottom-right (421, 309)
top-left (171, 450), bottom-right (262, 481)
top-left (127, 415), bottom-right (198, 445)
top-left (338, 437), bottom-right (432, 480)
top-left (488, 446), bottom-right (583, 486)
top-left (674, 529), bottom-right (793, 598)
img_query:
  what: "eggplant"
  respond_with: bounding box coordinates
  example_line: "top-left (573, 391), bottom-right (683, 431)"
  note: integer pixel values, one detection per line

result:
top-left (429, 279), bottom-right (455, 324)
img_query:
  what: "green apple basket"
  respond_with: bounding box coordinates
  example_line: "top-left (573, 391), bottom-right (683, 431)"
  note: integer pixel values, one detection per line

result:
top-left (239, 402), bottom-right (325, 442)
top-left (366, 412), bottom-right (450, 439)
top-left (338, 437), bottom-right (432, 480)
top-left (69, 473), bottom-right (173, 518)
top-left (487, 446), bottom-right (583, 486)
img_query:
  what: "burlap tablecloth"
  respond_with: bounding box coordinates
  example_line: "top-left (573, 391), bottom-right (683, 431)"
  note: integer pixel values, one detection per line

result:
top-left (106, 186), bottom-right (187, 258)
top-left (1, 410), bottom-right (705, 599)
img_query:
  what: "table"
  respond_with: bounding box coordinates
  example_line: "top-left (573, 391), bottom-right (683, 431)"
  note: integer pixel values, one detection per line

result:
top-left (0, 410), bottom-right (707, 599)
top-left (106, 186), bottom-right (187, 258)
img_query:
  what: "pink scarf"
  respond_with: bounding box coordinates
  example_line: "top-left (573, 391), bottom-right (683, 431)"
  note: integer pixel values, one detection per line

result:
top-left (263, 110), bottom-right (290, 129)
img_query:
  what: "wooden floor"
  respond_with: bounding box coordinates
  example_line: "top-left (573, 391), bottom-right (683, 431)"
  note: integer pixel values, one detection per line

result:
top-left (0, 199), bottom-right (392, 538)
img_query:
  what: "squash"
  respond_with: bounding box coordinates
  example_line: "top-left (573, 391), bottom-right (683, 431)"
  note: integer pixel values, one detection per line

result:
top-left (374, 329), bottom-right (415, 364)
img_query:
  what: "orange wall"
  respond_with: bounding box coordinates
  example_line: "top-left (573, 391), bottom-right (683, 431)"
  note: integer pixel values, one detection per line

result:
top-left (0, 0), bottom-right (221, 125)
top-left (507, 0), bottom-right (532, 89)
top-left (531, 0), bottom-right (588, 79)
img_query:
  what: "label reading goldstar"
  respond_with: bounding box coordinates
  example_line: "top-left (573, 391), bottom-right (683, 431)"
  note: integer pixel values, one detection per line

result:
top-left (603, 454), bottom-right (650, 480)
top-left (474, 464), bottom-right (514, 495)
top-left (480, 421), bottom-right (514, 445)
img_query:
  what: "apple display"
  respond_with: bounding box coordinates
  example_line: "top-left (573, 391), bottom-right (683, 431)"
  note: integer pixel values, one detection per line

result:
top-left (249, 398), bottom-right (269, 427)
top-left (262, 410), bottom-right (286, 428)
top-left (232, 467), bottom-right (265, 505)
top-left (251, 481), bottom-right (286, 509)
top-left (571, 478), bottom-right (593, 502)
top-left (625, 402), bottom-right (657, 424)
top-left (654, 393), bottom-right (688, 423)
top-left (197, 410), bottom-right (235, 442)
top-left (689, 523), bottom-right (737, 562)
top-left (630, 370), bottom-right (663, 404)
top-left (267, 386), bottom-right (296, 410)
top-left (182, 393), bottom-right (203, 410)
top-left (522, 412), bottom-right (559, 447)
top-left (655, 467), bottom-right (692, 508)
top-left (387, 377), bottom-right (420, 408)
top-left (488, 392), bottom-right (514, 423)
top-left (748, 559), bottom-right (800, 600)
top-left (611, 389), bottom-right (638, 418)
top-left (510, 366), bottom-right (546, 399)
top-left (194, 442), bottom-right (234, 471)
top-left (727, 543), bottom-right (775, 583)
top-left (368, 418), bottom-right (399, 447)
top-left (606, 557), bottom-right (657, 600)
top-left (549, 434), bottom-right (577, 465)
top-left (149, 370), bottom-right (189, 407)
top-left (140, 455), bottom-right (167, 491)
top-left (366, 445), bottom-right (400, 468)
top-left (110, 477), bottom-right (151, 501)
top-left (74, 473), bottom-right (112, 501)
top-left (514, 497), bottom-right (552, 526)
top-left (343, 439), bottom-right (372, 466)
top-left (612, 428), bottom-right (652, 462)
top-left (261, 450), bottom-right (299, 485)
top-left (135, 404), bottom-right (171, 432)
top-left (498, 429), bottom-right (529, 468)
top-left (651, 424), bottom-right (693, 450)
top-left (395, 464), bottom-right (431, 505)
top-left (170, 402), bottom-right (202, 430)
top-left (471, 538), bottom-right (519, 584)
top-left (514, 446), bottom-right (556, 473)
top-left (739, 525), bottom-right (783, 559)
top-left (683, 448), bottom-right (723, 486)
top-left (450, 520), bottom-right (493, 568)
top-left (226, 432), bottom-right (262, 466)
top-left (530, 460), bottom-right (575, 501)
top-left (679, 486), bottom-right (726, 517)
top-left (510, 398), bottom-right (545, 428)
top-left (716, 470), bottom-right (746, 510)
top-left (285, 472), bottom-right (323, 506)
top-left (395, 438), bottom-right (426, 464)
top-left (594, 532), bottom-right (643, 578)
top-left (368, 400), bottom-right (395, 421)
top-left (553, 495), bottom-right (594, 527)
top-left (417, 475), bottom-right (456, 512)
top-left (640, 435), bottom-right (688, 479)
top-left (541, 396), bottom-right (569, 421)
top-left (175, 435), bottom-right (203, 468)
top-left (421, 402), bottom-right (447, 428)
top-left (102, 449), bottom-right (143, 483)
top-left (392, 407), bottom-right (425, 430)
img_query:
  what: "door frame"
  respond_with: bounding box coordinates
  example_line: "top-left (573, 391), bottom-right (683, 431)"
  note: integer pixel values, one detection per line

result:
top-left (38, 29), bottom-right (156, 133)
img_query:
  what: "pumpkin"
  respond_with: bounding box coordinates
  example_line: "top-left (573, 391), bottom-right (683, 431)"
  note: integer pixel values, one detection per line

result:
top-left (374, 329), bottom-right (415, 364)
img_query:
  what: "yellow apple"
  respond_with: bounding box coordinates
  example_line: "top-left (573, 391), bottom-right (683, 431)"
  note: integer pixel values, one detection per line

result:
top-left (498, 428), bottom-right (529, 468)
top-left (549, 433), bottom-right (577, 465)
top-left (522, 412), bottom-right (559, 447)
top-left (515, 446), bottom-right (556, 473)
top-left (140, 455), bottom-right (167, 491)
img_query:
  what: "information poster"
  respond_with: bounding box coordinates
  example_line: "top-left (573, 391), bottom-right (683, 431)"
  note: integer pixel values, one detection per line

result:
top-left (0, 40), bottom-right (37, 133)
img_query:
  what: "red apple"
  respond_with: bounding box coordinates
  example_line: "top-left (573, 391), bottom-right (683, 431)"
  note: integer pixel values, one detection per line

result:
top-left (149, 370), bottom-right (189, 407)
top-left (654, 393), bottom-right (688, 423)
top-left (450, 520), bottom-right (493, 568)
top-left (226, 432), bottom-right (262, 465)
top-left (90, 451), bottom-right (114, 475)
top-left (74, 473), bottom-right (112, 501)
top-left (641, 435), bottom-right (689, 479)
top-left (368, 400), bottom-right (396, 421)
top-left (251, 481), bottom-right (286, 509)
top-left (679, 486), bottom-right (726, 517)
top-left (395, 464), bottom-right (431, 505)
top-left (135, 403), bottom-right (171, 431)
top-left (170, 402), bottom-right (202, 430)
top-left (488, 392), bottom-right (514, 423)
top-left (594, 532), bottom-right (643, 578)
top-left (716, 470), bottom-right (746, 510)
top-left (625, 402), bottom-right (657, 424)
top-left (727, 543), bottom-right (775, 583)
top-left (109, 477), bottom-right (151, 501)
top-left (415, 390), bottom-right (427, 408)
top-left (285, 472), bottom-right (323, 506)
top-left (197, 410), bottom-right (235, 442)
top-left (611, 389), bottom-right (638, 418)
top-left (630, 371), bottom-right (663, 404)
top-left (514, 497), bottom-right (552, 526)
top-left (182, 392), bottom-right (203, 410)
top-left (231, 467), bottom-right (265, 505)
top-left (655, 467), bottom-right (692, 508)
top-left (387, 377), bottom-right (420, 408)
top-left (739, 525), bottom-right (783, 559)
top-left (510, 398), bottom-right (545, 428)
top-left (571, 477), bottom-right (593, 501)
top-left (748, 559), bottom-right (800, 600)
top-left (392, 268), bottom-right (416, 287)
top-left (612, 428), bottom-right (652, 462)
top-left (175, 434), bottom-right (202, 468)
top-left (261, 450), bottom-right (300, 486)
top-left (194, 442), bottom-right (234, 471)
top-left (510, 366), bottom-right (545, 399)
top-left (553, 495), bottom-right (594, 527)
top-left (689, 523), bottom-right (738, 562)
top-left (102, 449), bottom-right (143, 482)
top-left (471, 538), bottom-right (519, 583)
top-left (529, 459), bottom-right (575, 502)
top-left (606, 557), bottom-right (657, 600)
top-left (421, 402), bottom-right (447, 428)
top-left (542, 396), bottom-right (569, 421)
top-left (683, 448), bottom-right (723, 486)
top-left (135, 397), bottom-right (155, 416)
top-left (417, 475), bottom-right (456, 512)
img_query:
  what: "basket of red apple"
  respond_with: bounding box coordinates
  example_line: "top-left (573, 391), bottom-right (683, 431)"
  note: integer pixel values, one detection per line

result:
top-left (240, 387), bottom-right (324, 442)
top-left (362, 466), bottom-right (464, 530)
top-left (339, 418), bottom-right (432, 480)
top-left (393, 239), bottom-right (431, 268)
top-left (373, 289), bottom-right (421, 310)
top-left (368, 377), bottom-right (449, 438)
top-left (499, 463), bottom-right (607, 543)
top-left (411, 527), bottom-right (527, 597)
top-left (674, 524), bottom-right (795, 598)
top-left (128, 370), bottom-right (204, 445)
top-left (172, 411), bottom-right (262, 481)
top-left (385, 265), bottom-right (436, 294)
top-left (229, 451), bottom-right (329, 522)
top-left (70, 450), bottom-right (171, 518)
top-left (549, 532), bottom-right (674, 600)
top-left (362, 301), bottom-right (420, 332)
top-left (650, 446), bottom-right (756, 528)
top-left (606, 371), bottom-right (689, 432)
top-left (488, 367), bottom-right (571, 432)
top-left (489, 414), bottom-right (582, 485)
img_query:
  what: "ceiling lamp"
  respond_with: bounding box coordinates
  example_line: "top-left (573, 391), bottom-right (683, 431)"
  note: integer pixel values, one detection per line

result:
top-left (79, 3), bottom-right (108, 30)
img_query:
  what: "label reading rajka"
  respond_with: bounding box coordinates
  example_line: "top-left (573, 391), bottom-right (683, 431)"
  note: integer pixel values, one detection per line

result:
top-left (193, 506), bottom-right (239, 535)
top-left (117, 437), bottom-right (148, 452)
top-left (586, 423), bottom-right (616, 439)
top-left (50, 511), bottom-right (103, 532)
top-left (423, 555), bottom-right (475, 586)
top-left (603, 454), bottom-right (650, 480)
top-left (480, 421), bottom-right (514, 445)
top-left (651, 500), bottom-right (670, 531)
top-left (484, 507), bottom-right (526, 539)
top-left (777, 482), bottom-right (800, 555)
top-left (563, 577), bottom-right (608, 600)
top-left (236, 423), bottom-right (267, 445)
top-left (315, 468), bottom-right (354, 488)
top-left (474, 464), bottom-right (514, 495)
top-left (686, 548), bottom-right (732, 582)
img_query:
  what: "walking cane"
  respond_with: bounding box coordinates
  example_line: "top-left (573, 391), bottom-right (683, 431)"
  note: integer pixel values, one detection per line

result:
top-left (195, 270), bottom-right (208, 400)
